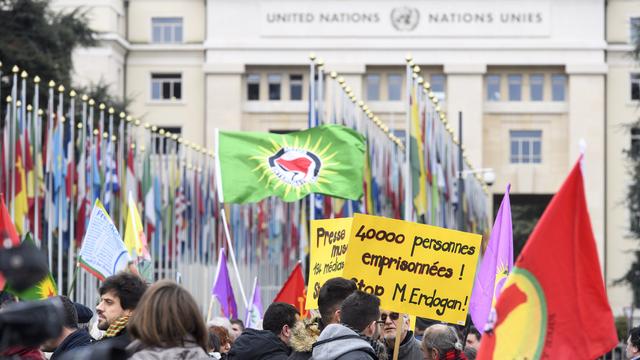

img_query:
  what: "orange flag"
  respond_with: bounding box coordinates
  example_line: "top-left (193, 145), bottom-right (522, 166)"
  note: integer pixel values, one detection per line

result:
top-left (0, 193), bottom-right (21, 290)
top-left (273, 262), bottom-right (308, 317)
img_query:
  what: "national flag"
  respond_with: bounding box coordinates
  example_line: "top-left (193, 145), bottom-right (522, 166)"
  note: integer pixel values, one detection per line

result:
top-left (78, 199), bottom-right (130, 281)
top-left (124, 192), bottom-right (150, 261)
top-left (0, 194), bottom-right (20, 290)
top-left (211, 247), bottom-right (238, 318)
top-left (273, 262), bottom-right (307, 317)
top-left (469, 185), bottom-right (513, 332)
top-left (142, 149), bottom-right (156, 230)
top-left (126, 145), bottom-right (137, 205)
top-left (245, 277), bottom-right (264, 329)
top-left (410, 84), bottom-right (427, 220)
top-left (13, 138), bottom-right (29, 234)
top-left (5, 234), bottom-right (57, 300)
top-left (477, 161), bottom-right (618, 359)
top-left (217, 124), bottom-right (365, 203)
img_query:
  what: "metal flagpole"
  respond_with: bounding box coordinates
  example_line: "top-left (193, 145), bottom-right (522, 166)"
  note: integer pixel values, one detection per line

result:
top-left (47, 81), bottom-right (55, 271)
top-left (99, 104), bottom-right (106, 201)
top-left (33, 77), bottom-right (40, 246)
top-left (118, 112), bottom-right (125, 233)
top-left (404, 56), bottom-right (413, 222)
top-left (56, 85), bottom-right (65, 293)
top-left (10, 66), bottom-right (18, 218)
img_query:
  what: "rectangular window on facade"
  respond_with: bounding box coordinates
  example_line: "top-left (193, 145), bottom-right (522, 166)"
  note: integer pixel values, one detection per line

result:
top-left (151, 17), bottom-right (183, 44)
top-left (631, 17), bottom-right (640, 43)
top-left (156, 127), bottom-right (182, 153)
top-left (289, 74), bottom-right (303, 100)
top-left (632, 74), bottom-right (640, 101)
top-left (487, 75), bottom-right (501, 101)
top-left (366, 74), bottom-right (380, 101)
top-left (247, 74), bottom-right (260, 101)
top-left (529, 74), bottom-right (544, 101)
top-left (431, 74), bottom-right (446, 101)
top-left (510, 130), bottom-right (542, 164)
top-left (508, 75), bottom-right (522, 101)
top-left (151, 73), bottom-right (182, 101)
top-left (632, 127), bottom-right (640, 156)
top-left (551, 74), bottom-right (566, 101)
top-left (387, 74), bottom-right (403, 101)
top-left (268, 74), bottom-right (281, 100)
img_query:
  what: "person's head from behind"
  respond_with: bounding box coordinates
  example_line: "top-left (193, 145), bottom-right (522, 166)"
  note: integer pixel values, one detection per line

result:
top-left (465, 326), bottom-right (481, 350)
top-left (128, 280), bottom-right (208, 351)
top-left (421, 324), bottom-right (463, 360)
top-left (262, 302), bottom-right (299, 345)
top-left (339, 290), bottom-right (380, 338)
top-left (97, 272), bottom-right (147, 330)
top-left (317, 277), bottom-right (357, 329)
top-left (209, 325), bottom-right (232, 353)
top-left (229, 318), bottom-right (244, 339)
top-left (627, 326), bottom-right (640, 359)
top-left (41, 296), bottom-right (78, 352)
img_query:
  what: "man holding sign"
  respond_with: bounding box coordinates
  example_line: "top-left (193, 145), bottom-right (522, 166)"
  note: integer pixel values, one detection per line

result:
top-left (378, 310), bottom-right (422, 360)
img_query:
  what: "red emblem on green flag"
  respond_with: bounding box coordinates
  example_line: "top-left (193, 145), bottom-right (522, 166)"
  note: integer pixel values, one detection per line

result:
top-left (478, 160), bottom-right (617, 359)
top-left (216, 124), bottom-right (365, 204)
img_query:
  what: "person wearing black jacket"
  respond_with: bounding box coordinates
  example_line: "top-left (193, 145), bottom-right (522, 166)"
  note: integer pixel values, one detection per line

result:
top-left (228, 302), bottom-right (299, 360)
top-left (41, 296), bottom-right (92, 359)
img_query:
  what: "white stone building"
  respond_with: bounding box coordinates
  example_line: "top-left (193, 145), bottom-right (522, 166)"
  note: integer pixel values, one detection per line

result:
top-left (50, 0), bottom-right (640, 316)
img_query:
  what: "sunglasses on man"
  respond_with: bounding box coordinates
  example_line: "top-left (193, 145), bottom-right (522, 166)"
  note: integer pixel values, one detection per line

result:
top-left (378, 312), bottom-right (400, 324)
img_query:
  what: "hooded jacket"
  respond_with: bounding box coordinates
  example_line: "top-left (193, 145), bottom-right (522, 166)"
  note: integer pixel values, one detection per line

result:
top-left (50, 328), bottom-right (92, 359)
top-left (288, 318), bottom-right (320, 360)
top-left (385, 331), bottom-right (422, 360)
top-left (311, 324), bottom-right (378, 360)
top-left (227, 328), bottom-right (291, 360)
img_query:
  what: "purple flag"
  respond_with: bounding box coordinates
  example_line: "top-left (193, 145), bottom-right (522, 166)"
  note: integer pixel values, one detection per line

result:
top-left (469, 185), bottom-right (513, 332)
top-left (245, 277), bottom-right (264, 329)
top-left (212, 248), bottom-right (238, 318)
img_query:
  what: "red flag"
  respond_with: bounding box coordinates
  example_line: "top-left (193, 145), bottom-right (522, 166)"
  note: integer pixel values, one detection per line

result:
top-left (273, 262), bottom-right (307, 317)
top-left (0, 193), bottom-right (21, 290)
top-left (477, 160), bottom-right (617, 360)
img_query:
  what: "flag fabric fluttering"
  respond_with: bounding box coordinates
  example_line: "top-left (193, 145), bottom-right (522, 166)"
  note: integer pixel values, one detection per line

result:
top-left (5, 234), bottom-right (58, 300)
top-left (273, 262), bottom-right (307, 317)
top-left (78, 199), bottom-right (130, 281)
top-left (469, 185), bottom-right (513, 333)
top-left (245, 277), bottom-right (264, 329)
top-left (124, 192), bottom-right (150, 261)
top-left (216, 124), bottom-right (366, 204)
top-left (0, 194), bottom-right (21, 290)
top-left (211, 247), bottom-right (238, 319)
top-left (477, 161), bottom-right (618, 360)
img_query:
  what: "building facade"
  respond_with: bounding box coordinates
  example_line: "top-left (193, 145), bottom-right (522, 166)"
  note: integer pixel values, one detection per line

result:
top-left (51, 0), bottom-right (640, 315)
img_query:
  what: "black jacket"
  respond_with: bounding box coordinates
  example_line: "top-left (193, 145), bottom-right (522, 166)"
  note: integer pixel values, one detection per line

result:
top-left (50, 329), bottom-right (92, 359)
top-left (228, 329), bottom-right (291, 360)
top-left (93, 327), bottom-right (132, 351)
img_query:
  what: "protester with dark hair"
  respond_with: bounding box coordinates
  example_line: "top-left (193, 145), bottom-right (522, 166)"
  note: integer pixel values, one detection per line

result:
top-left (209, 325), bottom-right (232, 356)
top-left (208, 331), bottom-right (222, 359)
top-left (229, 318), bottom-right (244, 340)
top-left (228, 302), bottom-right (299, 360)
top-left (0, 292), bottom-right (46, 360)
top-left (93, 272), bottom-right (147, 349)
top-left (463, 346), bottom-right (477, 360)
top-left (421, 324), bottom-right (467, 360)
top-left (312, 290), bottom-right (382, 360)
top-left (464, 326), bottom-right (481, 351)
top-left (126, 280), bottom-right (209, 359)
top-left (289, 277), bottom-right (356, 360)
top-left (627, 326), bottom-right (640, 360)
top-left (73, 302), bottom-right (93, 330)
top-left (41, 296), bottom-right (92, 359)
top-left (378, 310), bottom-right (421, 360)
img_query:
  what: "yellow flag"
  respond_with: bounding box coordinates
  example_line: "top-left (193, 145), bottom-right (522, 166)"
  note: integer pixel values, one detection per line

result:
top-left (124, 192), bottom-right (149, 260)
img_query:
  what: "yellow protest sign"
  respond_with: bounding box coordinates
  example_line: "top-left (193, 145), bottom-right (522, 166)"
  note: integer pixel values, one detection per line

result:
top-left (342, 213), bottom-right (481, 325)
top-left (305, 217), bottom-right (352, 309)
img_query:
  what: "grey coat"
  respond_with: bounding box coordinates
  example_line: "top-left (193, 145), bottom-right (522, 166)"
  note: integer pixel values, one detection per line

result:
top-left (311, 324), bottom-right (378, 360)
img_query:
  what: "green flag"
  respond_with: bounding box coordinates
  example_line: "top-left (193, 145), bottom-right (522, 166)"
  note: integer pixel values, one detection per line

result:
top-left (217, 124), bottom-right (365, 203)
top-left (5, 234), bottom-right (58, 300)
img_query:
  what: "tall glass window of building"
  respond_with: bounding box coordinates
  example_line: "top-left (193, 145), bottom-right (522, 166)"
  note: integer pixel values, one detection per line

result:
top-left (510, 130), bottom-right (542, 163)
top-left (508, 75), bottom-right (522, 101)
top-left (151, 74), bottom-right (182, 100)
top-left (247, 74), bottom-right (260, 101)
top-left (388, 74), bottom-right (403, 101)
top-left (529, 74), bottom-right (544, 101)
top-left (152, 17), bottom-right (183, 43)
top-left (551, 74), bottom-right (566, 101)
top-left (631, 74), bottom-right (640, 101)
top-left (631, 17), bottom-right (640, 44)
top-left (366, 74), bottom-right (380, 101)
top-left (430, 74), bottom-right (446, 101)
top-left (486, 75), bottom-right (501, 101)
top-left (631, 127), bottom-right (640, 157)
top-left (290, 74), bottom-right (303, 100)
top-left (268, 74), bottom-right (282, 101)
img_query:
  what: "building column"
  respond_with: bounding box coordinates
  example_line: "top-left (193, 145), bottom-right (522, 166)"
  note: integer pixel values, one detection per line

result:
top-left (444, 64), bottom-right (487, 168)
top-left (566, 64), bottom-right (607, 271)
top-left (204, 63), bottom-right (245, 148)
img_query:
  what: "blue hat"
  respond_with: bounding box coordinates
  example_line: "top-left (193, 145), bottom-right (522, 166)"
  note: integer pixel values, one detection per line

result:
top-left (73, 302), bottom-right (93, 324)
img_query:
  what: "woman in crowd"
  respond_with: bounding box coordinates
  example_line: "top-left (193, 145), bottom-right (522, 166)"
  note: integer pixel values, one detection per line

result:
top-left (127, 280), bottom-right (210, 360)
top-left (208, 326), bottom-right (232, 358)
